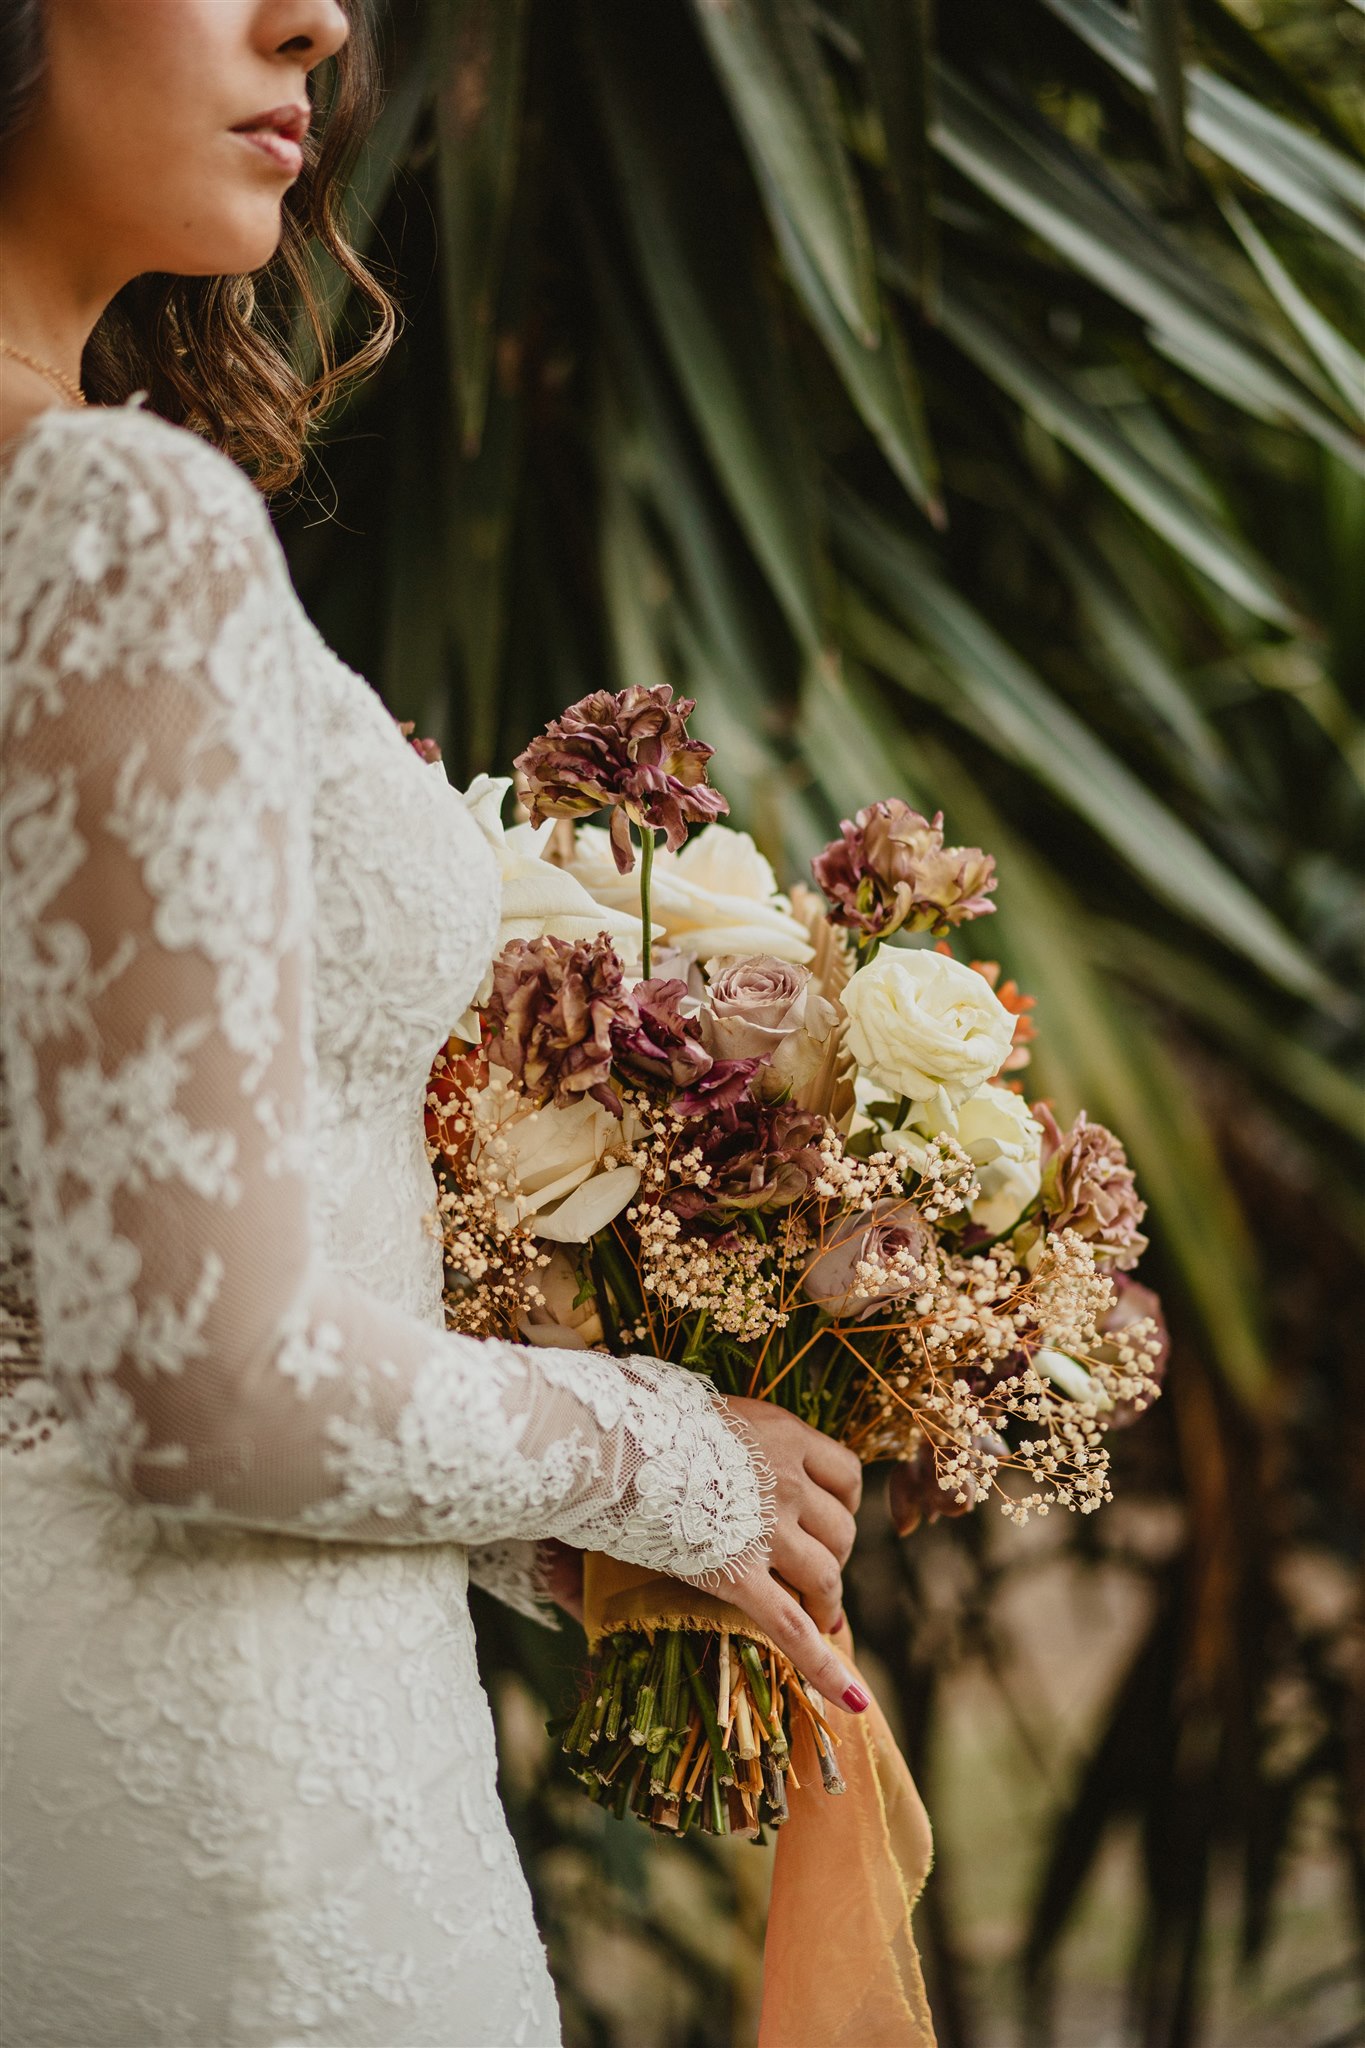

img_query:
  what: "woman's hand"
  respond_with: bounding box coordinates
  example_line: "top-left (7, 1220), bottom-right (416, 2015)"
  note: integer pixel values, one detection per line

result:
top-left (538, 1538), bottom-right (585, 1625)
top-left (689, 1397), bottom-right (870, 1715)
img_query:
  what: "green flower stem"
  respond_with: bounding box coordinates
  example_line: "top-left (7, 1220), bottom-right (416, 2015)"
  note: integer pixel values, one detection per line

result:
top-left (739, 1641), bottom-right (788, 1760)
top-left (659, 1628), bottom-right (683, 1731)
top-left (683, 1638), bottom-right (735, 1786)
top-left (639, 826), bottom-right (656, 978)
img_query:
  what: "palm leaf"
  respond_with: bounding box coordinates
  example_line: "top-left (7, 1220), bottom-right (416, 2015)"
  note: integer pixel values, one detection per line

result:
top-left (432, 0), bottom-right (530, 457)
top-left (688, 0), bottom-right (881, 341)
top-left (1042, 0), bottom-right (1365, 258)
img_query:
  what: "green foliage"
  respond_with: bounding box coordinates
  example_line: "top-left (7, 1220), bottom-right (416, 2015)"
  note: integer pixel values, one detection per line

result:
top-left (277, 1), bottom-right (1365, 2038)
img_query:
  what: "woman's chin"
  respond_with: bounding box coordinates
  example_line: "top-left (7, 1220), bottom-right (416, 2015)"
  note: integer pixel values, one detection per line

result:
top-left (163, 210), bottom-right (287, 281)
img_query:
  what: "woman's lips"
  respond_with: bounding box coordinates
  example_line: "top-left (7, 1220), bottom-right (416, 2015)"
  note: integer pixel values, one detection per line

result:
top-left (231, 104), bottom-right (309, 179)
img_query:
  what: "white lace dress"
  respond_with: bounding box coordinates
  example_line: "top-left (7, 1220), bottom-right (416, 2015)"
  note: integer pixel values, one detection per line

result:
top-left (0, 404), bottom-right (770, 2048)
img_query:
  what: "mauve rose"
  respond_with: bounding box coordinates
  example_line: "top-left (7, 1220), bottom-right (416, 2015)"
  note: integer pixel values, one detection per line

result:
top-left (703, 956), bottom-right (838, 1102)
top-left (812, 799), bottom-right (997, 940)
top-left (485, 932), bottom-right (634, 1115)
top-left (889, 1428), bottom-right (1008, 1534)
top-left (1038, 1106), bottom-right (1149, 1270)
top-left (800, 1198), bottom-right (932, 1320)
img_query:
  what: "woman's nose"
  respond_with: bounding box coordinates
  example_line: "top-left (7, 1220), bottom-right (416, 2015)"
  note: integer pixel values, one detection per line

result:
top-left (261, 0), bottom-right (350, 69)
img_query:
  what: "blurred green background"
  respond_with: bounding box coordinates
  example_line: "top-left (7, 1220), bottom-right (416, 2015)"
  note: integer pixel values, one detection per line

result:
top-left (275, 3), bottom-right (1365, 2041)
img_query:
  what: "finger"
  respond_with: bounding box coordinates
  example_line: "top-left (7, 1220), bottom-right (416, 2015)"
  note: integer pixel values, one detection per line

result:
top-left (539, 1540), bottom-right (585, 1624)
top-left (794, 1486), bottom-right (857, 1567)
top-left (888, 1463), bottom-right (924, 1538)
top-left (739, 1574), bottom-right (868, 1714)
top-left (800, 1430), bottom-right (863, 1513)
top-left (767, 1531), bottom-right (844, 1634)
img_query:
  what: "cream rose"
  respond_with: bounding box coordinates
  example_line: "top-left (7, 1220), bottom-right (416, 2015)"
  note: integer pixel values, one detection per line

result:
top-left (471, 1067), bottom-right (640, 1244)
top-left (842, 947), bottom-right (1014, 1106)
top-left (518, 1247), bottom-right (605, 1350)
top-left (882, 1083), bottom-right (1042, 1233)
top-left (703, 956), bottom-right (838, 1100)
top-left (565, 822), bottom-right (813, 963)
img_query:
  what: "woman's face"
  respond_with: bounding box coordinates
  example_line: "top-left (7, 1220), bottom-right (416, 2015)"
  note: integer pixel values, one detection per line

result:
top-left (6, 0), bottom-right (350, 284)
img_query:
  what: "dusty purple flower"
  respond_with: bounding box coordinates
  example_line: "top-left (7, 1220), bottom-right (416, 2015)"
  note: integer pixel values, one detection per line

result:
top-left (667, 1102), bottom-right (829, 1220)
top-left (812, 798), bottom-right (997, 940)
top-left (485, 932), bottom-right (634, 1114)
top-left (888, 1428), bottom-right (1008, 1535)
top-left (1037, 1106), bottom-right (1149, 1271)
top-left (396, 719), bottom-right (443, 766)
top-left (515, 685), bottom-right (729, 875)
top-left (703, 956), bottom-right (838, 1102)
top-left (610, 978), bottom-right (759, 1115)
top-left (1097, 1276), bottom-right (1168, 1427)
top-left (800, 1198), bottom-right (932, 1320)
top-left (610, 978), bottom-right (713, 1092)
top-left (672, 1055), bottom-right (762, 1120)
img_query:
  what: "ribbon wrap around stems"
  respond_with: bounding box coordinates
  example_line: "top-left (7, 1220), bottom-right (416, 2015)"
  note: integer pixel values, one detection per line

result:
top-left (583, 1553), bottom-right (937, 2048)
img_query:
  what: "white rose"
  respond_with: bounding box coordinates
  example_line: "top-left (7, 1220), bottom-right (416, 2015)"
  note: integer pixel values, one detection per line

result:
top-left (471, 1067), bottom-right (641, 1244)
top-left (878, 1081), bottom-right (1040, 1233)
top-left (958, 1085), bottom-right (1042, 1233)
top-left (518, 1247), bottom-right (605, 1350)
top-left (842, 947), bottom-right (1015, 1106)
top-left (453, 778), bottom-right (649, 1032)
top-left (566, 822), bottom-right (813, 964)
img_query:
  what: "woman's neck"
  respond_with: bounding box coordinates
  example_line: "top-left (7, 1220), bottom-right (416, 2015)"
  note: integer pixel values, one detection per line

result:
top-left (0, 217), bottom-right (120, 448)
top-left (0, 205), bottom-right (120, 393)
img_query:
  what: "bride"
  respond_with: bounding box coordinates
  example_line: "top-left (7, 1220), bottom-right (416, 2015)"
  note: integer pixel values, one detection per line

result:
top-left (0, 4), bottom-right (871, 2043)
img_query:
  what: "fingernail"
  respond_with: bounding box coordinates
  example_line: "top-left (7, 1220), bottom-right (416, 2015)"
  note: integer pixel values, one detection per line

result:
top-left (842, 1681), bottom-right (870, 1712)
top-left (830, 1612), bottom-right (845, 1635)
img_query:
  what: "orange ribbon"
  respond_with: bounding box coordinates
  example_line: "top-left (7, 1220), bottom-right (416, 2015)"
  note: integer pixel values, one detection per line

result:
top-left (583, 1556), bottom-right (936, 2047)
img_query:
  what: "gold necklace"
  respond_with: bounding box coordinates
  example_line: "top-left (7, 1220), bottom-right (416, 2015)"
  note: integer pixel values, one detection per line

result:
top-left (0, 338), bottom-right (86, 408)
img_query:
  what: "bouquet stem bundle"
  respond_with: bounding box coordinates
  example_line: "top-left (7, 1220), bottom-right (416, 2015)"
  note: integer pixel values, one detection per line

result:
top-left (558, 1623), bottom-right (844, 1837)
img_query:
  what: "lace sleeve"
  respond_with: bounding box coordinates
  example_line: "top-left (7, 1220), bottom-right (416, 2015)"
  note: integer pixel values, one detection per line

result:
top-left (0, 412), bottom-right (770, 1580)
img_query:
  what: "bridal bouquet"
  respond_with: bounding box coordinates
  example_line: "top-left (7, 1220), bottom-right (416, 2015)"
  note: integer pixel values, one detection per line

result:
top-left (423, 687), bottom-right (1165, 1841)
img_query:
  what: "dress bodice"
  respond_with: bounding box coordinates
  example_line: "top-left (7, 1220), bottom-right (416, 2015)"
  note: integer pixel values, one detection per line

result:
top-left (304, 629), bottom-right (498, 1322)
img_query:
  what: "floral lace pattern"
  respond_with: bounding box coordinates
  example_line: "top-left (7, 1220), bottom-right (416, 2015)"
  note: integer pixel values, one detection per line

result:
top-left (0, 406), bottom-right (770, 2046)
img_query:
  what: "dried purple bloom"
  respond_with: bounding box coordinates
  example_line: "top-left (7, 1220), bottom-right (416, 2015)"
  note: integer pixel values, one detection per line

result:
top-left (667, 1102), bottom-right (829, 1220)
top-left (812, 798), bottom-right (997, 940)
top-left (672, 1055), bottom-right (762, 1120)
top-left (610, 978), bottom-right (713, 1093)
top-left (515, 685), bottom-right (728, 875)
top-left (610, 978), bottom-right (760, 1118)
top-left (1037, 1106), bottom-right (1149, 1271)
top-left (485, 932), bottom-right (634, 1115)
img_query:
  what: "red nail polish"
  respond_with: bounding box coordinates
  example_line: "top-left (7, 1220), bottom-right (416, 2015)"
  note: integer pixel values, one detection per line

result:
top-left (842, 1681), bottom-right (870, 1712)
top-left (830, 1613), bottom-right (845, 1635)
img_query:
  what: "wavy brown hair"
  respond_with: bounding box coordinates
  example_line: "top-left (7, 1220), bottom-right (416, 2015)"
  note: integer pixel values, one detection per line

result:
top-left (0, 0), bottom-right (396, 494)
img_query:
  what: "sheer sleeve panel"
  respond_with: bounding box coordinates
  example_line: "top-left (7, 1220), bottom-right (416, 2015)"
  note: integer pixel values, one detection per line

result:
top-left (0, 412), bottom-right (769, 1579)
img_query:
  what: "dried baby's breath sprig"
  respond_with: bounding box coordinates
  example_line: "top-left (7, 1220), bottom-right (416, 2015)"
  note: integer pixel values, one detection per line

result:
top-left (842, 1229), bottom-right (1162, 1525)
top-left (424, 1041), bottom-right (550, 1337)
